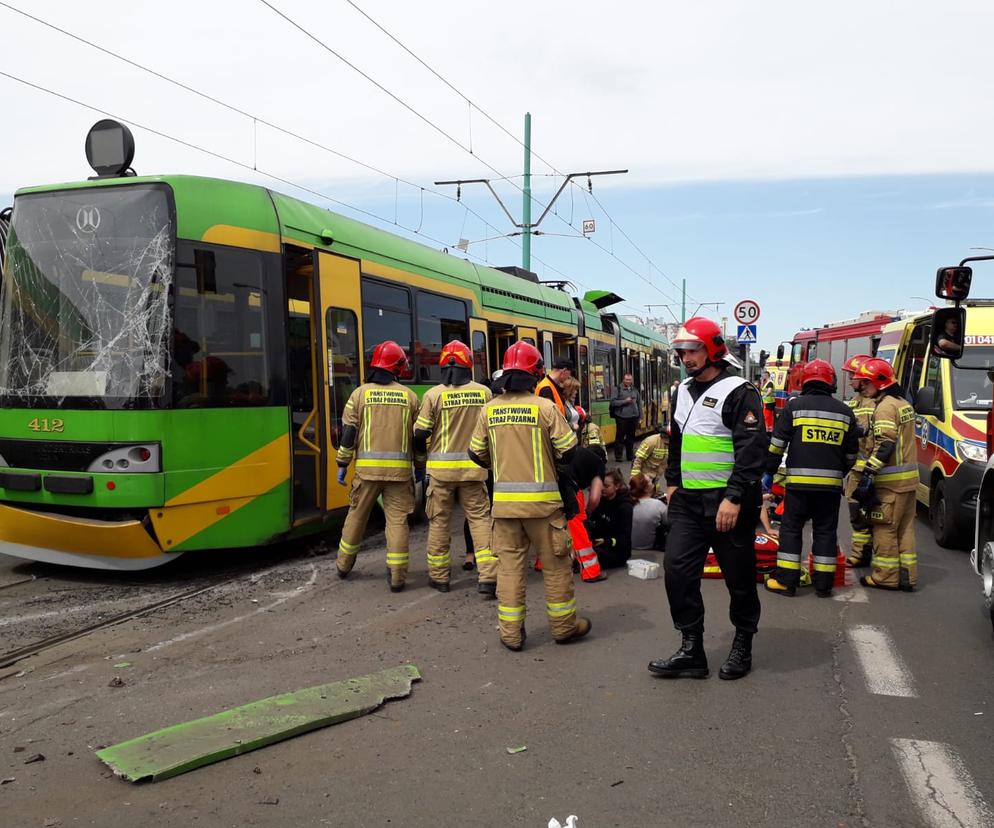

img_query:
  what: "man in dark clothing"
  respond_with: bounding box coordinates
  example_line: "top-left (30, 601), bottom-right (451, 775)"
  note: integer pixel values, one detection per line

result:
top-left (764, 359), bottom-right (859, 598)
top-left (648, 317), bottom-right (768, 682)
top-left (611, 373), bottom-right (642, 461)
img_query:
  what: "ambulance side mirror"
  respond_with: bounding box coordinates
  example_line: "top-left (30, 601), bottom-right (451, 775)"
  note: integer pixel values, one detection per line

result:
top-left (929, 306), bottom-right (966, 361)
top-left (935, 266), bottom-right (972, 301)
top-left (913, 386), bottom-right (939, 417)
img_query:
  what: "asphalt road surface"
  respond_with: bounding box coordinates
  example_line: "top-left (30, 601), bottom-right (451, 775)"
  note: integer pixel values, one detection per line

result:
top-left (0, 506), bottom-right (991, 827)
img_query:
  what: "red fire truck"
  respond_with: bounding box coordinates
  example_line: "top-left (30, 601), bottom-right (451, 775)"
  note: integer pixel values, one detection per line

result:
top-left (775, 311), bottom-right (902, 403)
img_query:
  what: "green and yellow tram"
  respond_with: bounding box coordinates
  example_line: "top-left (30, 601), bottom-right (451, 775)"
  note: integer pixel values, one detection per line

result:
top-left (0, 130), bottom-right (669, 569)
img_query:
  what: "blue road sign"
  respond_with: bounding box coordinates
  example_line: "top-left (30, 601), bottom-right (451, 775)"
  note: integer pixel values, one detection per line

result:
top-left (737, 324), bottom-right (757, 344)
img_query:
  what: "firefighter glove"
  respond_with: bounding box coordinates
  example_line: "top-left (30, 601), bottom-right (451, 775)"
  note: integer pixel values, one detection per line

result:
top-left (336, 467), bottom-right (348, 486)
top-left (761, 472), bottom-right (773, 493)
top-left (414, 467), bottom-right (425, 484)
top-left (853, 472), bottom-right (876, 506)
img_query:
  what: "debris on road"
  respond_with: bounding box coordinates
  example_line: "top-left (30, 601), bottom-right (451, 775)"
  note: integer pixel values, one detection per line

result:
top-left (0, 777), bottom-right (15, 785)
top-left (96, 664), bottom-right (422, 782)
top-left (505, 745), bottom-right (527, 755)
top-left (258, 796), bottom-right (279, 805)
top-left (108, 676), bottom-right (125, 688)
top-left (23, 753), bottom-right (45, 764)
top-left (113, 662), bottom-right (132, 669)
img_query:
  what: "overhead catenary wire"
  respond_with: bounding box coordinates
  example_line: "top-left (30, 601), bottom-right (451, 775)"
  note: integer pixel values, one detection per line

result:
top-left (1, 2), bottom-right (660, 316)
top-left (0, 0), bottom-right (529, 265)
top-left (0, 70), bottom-right (501, 270)
top-left (340, 0), bottom-right (689, 308)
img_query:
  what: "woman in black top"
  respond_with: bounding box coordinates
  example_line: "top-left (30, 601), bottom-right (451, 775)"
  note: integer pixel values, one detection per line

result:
top-left (588, 469), bottom-right (633, 568)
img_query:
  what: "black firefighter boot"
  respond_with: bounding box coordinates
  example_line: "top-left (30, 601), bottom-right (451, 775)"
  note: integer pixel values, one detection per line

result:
top-left (647, 630), bottom-right (709, 679)
top-left (718, 630), bottom-right (753, 681)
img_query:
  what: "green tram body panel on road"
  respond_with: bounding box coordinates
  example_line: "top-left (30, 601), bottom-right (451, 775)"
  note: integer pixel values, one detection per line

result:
top-left (95, 665), bottom-right (421, 782)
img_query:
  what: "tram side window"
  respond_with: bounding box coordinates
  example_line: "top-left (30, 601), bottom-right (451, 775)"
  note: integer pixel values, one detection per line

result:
top-left (594, 348), bottom-right (614, 401)
top-left (579, 345), bottom-right (589, 408)
top-left (472, 330), bottom-right (488, 383)
top-left (326, 309), bottom-right (360, 448)
top-left (172, 244), bottom-right (270, 408)
top-left (361, 279), bottom-right (414, 380)
top-left (415, 291), bottom-right (468, 383)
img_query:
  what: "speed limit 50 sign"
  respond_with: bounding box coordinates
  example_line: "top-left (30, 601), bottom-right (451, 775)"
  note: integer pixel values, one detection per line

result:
top-left (733, 299), bottom-right (761, 325)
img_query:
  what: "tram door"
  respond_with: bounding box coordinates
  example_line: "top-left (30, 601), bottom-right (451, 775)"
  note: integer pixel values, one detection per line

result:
top-left (314, 251), bottom-right (364, 512)
top-left (469, 317), bottom-right (489, 383)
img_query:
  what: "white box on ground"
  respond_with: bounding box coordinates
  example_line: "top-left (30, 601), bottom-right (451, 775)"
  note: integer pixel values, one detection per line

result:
top-left (627, 559), bottom-right (660, 579)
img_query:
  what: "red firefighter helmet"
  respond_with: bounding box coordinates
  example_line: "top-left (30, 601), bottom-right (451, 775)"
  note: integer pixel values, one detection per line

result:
top-left (503, 341), bottom-right (544, 376)
top-left (370, 340), bottom-right (409, 374)
top-left (854, 357), bottom-right (896, 390)
top-left (439, 340), bottom-right (473, 368)
top-left (671, 317), bottom-right (728, 363)
top-left (842, 354), bottom-right (871, 374)
top-left (801, 358), bottom-right (837, 391)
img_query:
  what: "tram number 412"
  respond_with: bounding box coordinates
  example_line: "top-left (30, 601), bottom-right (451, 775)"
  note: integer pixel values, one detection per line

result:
top-left (28, 417), bottom-right (65, 433)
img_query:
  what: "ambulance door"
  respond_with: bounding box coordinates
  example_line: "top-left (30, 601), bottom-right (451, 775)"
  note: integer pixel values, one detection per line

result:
top-left (314, 251), bottom-right (364, 512)
top-left (469, 317), bottom-right (489, 383)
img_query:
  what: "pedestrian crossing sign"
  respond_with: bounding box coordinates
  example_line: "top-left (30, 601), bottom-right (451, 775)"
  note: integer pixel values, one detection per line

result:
top-left (737, 324), bottom-right (757, 344)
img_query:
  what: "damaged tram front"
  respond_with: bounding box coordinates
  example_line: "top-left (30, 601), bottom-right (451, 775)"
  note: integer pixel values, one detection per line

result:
top-left (0, 172), bottom-right (294, 569)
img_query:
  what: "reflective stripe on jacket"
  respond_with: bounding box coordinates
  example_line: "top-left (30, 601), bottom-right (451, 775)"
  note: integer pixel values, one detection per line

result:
top-left (337, 382), bottom-right (420, 481)
top-left (674, 375), bottom-right (748, 489)
top-left (416, 381), bottom-right (492, 482)
top-left (767, 393), bottom-right (858, 491)
top-left (470, 391), bottom-right (577, 518)
top-left (632, 433), bottom-right (668, 480)
top-left (866, 393), bottom-right (917, 492)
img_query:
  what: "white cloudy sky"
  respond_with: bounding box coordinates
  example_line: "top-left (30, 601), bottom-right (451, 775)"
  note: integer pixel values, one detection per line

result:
top-left (3, 0), bottom-right (994, 347)
top-left (2, 0), bottom-right (992, 190)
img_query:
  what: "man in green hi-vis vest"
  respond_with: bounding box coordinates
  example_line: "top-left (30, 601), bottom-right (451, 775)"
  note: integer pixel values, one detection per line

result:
top-left (648, 317), bottom-right (768, 682)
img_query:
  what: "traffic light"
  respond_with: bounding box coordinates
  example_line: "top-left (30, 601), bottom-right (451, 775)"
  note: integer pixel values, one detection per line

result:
top-left (759, 349), bottom-right (770, 369)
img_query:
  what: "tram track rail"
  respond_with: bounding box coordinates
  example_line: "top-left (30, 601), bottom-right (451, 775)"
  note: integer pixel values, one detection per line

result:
top-left (0, 577), bottom-right (233, 670)
top-left (0, 575), bottom-right (38, 591)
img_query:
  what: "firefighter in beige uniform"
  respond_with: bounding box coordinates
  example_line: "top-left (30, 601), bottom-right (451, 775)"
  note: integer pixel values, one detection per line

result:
top-left (468, 341), bottom-right (592, 651)
top-left (631, 427), bottom-right (669, 491)
top-left (841, 354), bottom-right (877, 568)
top-left (851, 358), bottom-right (918, 591)
top-left (414, 341), bottom-right (496, 595)
top-left (336, 341), bottom-right (422, 592)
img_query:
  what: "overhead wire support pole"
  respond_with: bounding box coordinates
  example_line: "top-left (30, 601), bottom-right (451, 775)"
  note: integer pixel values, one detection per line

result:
top-left (435, 167), bottom-right (629, 267)
top-left (523, 112), bottom-right (532, 270)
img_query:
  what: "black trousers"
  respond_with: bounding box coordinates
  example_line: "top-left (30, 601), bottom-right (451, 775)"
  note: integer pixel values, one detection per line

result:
top-left (775, 488), bottom-right (840, 591)
top-left (614, 417), bottom-right (638, 461)
top-left (663, 490), bottom-right (761, 634)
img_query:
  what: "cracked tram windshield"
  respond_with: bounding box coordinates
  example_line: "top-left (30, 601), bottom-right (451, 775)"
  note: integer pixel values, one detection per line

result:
top-left (0, 185), bottom-right (173, 408)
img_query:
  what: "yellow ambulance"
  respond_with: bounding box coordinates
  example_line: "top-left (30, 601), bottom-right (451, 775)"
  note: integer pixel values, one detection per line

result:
top-left (876, 304), bottom-right (993, 547)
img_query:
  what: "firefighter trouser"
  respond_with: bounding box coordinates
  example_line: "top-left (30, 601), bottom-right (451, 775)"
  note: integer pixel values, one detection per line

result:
top-left (775, 489), bottom-right (840, 592)
top-left (870, 489), bottom-right (917, 588)
top-left (425, 479), bottom-right (495, 584)
top-left (664, 490), bottom-right (761, 634)
top-left (763, 407), bottom-right (775, 432)
top-left (570, 492), bottom-right (602, 581)
top-left (494, 512), bottom-right (577, 647)
top-left (338, 477), bottom-right (414, 586)
top-left (847, 501), bottom-right (873, 565)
